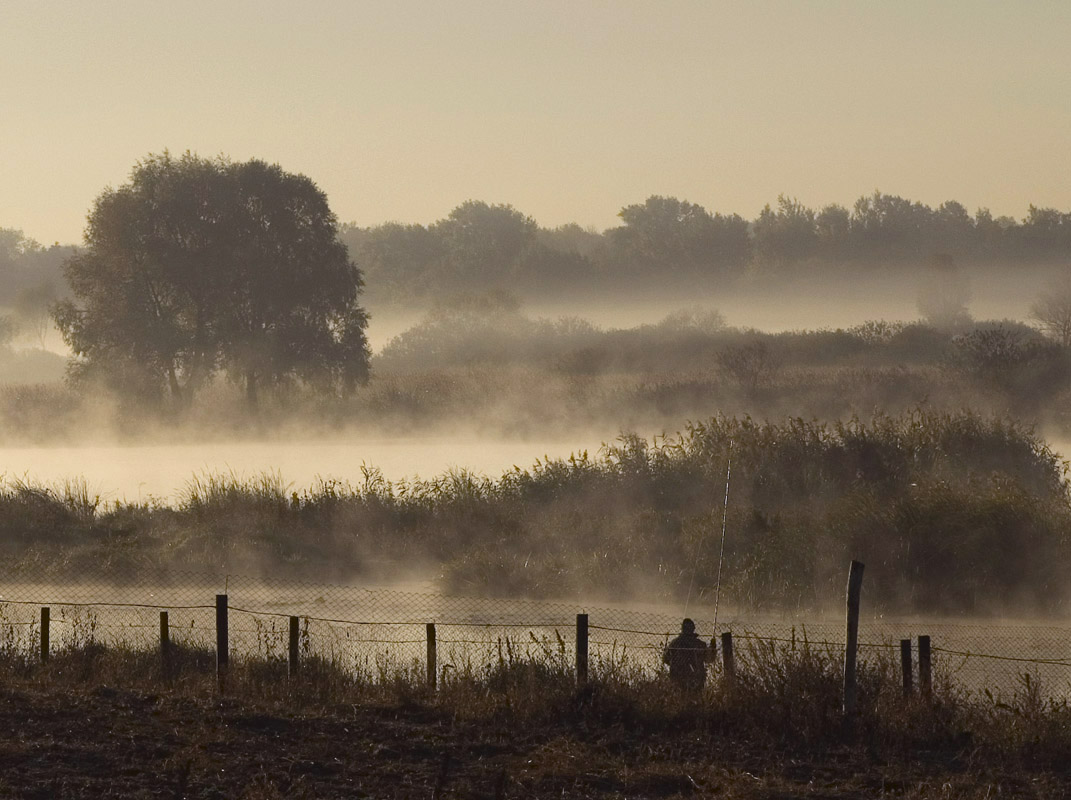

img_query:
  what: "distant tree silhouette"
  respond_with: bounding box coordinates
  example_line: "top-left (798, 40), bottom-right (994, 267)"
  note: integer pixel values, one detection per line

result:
top-left (917, 253), bottom-right (972, 331)
top-left (341, 221), bottom-right (444, 300)
top-left (1031, 272), bottom-right (1071, 347)
top-left (752, 195), bottom-right (818, 270)
top-left (433, 201), bottom-right (537, 286)
top-left (608, 195), bottom-right (749, 277)
top-left (0, 228), bottom-right (73, 305)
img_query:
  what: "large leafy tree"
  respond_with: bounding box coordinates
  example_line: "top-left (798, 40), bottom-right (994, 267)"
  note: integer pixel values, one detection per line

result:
top-left (53, 151), bottom-right (370, 407)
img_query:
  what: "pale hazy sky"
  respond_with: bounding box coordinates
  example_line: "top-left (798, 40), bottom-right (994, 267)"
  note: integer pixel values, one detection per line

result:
top-left (3, 1), bottom-right (1070, 245)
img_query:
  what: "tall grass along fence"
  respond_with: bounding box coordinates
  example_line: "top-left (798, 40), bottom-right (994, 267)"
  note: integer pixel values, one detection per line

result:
top-left (2, 563), bottom-right (1070, 701)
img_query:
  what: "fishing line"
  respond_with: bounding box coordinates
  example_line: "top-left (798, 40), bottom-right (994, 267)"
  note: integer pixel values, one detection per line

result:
top-left (712, 439), bottom-right (733, 632)
top-left (682, 438), bottom-right (733, 623)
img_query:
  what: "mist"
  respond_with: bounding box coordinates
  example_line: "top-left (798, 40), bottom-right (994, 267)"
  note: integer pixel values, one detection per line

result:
top-left (0, 435), bottom-right (609, 505)
top-left (3, 182), bottom-right (1071, 618)
top-left (6, 7), bottom-right (1071, 793)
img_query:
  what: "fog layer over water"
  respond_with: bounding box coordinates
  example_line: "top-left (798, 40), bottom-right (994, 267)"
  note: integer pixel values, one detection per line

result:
top-left (4, 266), bottom-right (1066, 508)
top-left (8, 429), bottom-right (1071, 508)
top-left (1, 435), bottom-right (610, 503)
top-left (364, 267), bottom-right (1047, 352)
top-left (522, 273), bottom-right (1041, 335)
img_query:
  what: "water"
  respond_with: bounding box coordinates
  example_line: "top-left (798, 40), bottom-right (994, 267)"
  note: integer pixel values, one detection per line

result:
top-left (8, 426), bottom-right (1061, 506)
top-left (0, 435), bottom-right (610, 504)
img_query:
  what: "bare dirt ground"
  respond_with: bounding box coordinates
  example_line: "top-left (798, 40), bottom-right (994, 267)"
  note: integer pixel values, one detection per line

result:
top-left (2, 686), bottom-right (1069, 799)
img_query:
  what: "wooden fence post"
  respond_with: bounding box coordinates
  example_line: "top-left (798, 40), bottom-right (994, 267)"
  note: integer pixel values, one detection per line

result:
top-left (288, 616), bottom-right (300, 679)
top-left (40, 607), bottom-right (49, 663)
top-left (843, 560), bottom-right (865, 715)
top-left (160, 611), bottom-right (170, 679)
top-left (215, 594), bottom-right (228, 690)
top-left (900, 638), bottom-right (912, 696)
top-left (918, 635), bottom-right (932, 696)
top-left (720, 631), bottom-right (735, 681)
top-left (426, 623), bottom-right (437, 689)
top-left (576, 614), bottom-right (588, 683)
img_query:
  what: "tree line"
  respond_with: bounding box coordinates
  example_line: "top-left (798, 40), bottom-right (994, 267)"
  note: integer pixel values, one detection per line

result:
top-left (7, 188), bottom-right (1071, 315)
top-left (0, 230), bottom-right (72, 302)
top-left (342, 193), bottom-right (1071, 300)
top-left (0, 230), bottom-right (73, 344)
top-left (3, 149), bottom-right (1071, 410)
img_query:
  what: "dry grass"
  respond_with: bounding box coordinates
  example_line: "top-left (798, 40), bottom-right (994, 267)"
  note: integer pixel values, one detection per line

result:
top-left (4, 632), bottom-right (1071, 770)
top-left (4, 623), bottom-right (1071, 797)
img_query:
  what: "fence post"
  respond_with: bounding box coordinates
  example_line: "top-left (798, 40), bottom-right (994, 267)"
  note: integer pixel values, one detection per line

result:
top-left (918, 635), bottom-right (932, 696)
top-left (576, 614), bottom-right (588, 683)
top-left (425, 623), bottom-right (437, 689)
top-left (843, 560), bottom-right (865, 716)
top-left (288, 616), bottom-right (300, 679)
top-left (720, 631), bottom-right (735, 681)
top-left (900, 638), bottom-right (912, 696)
top-left (215, 594), bottom-right (228, 690)
top-left (160, 611), bottom-right (170, 679)
top-left (40, 607), bottom-right (49, 663)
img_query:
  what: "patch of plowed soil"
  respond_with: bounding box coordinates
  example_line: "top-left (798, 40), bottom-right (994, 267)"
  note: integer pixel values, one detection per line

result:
top-left (0, 686), bottom-right (1068, 798)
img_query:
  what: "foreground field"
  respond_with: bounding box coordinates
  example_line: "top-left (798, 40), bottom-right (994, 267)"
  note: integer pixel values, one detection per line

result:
top-left (4, 636), bottom-right (1071, 799)
top-left (3, 683), bottom-right (1070, 799)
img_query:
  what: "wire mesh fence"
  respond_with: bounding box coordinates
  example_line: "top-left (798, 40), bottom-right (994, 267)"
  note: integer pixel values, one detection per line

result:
top-left (2, 568), bottom-right (1070, 698)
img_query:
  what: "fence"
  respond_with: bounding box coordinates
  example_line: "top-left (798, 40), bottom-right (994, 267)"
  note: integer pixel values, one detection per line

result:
top-left (2, 566), bottom-right (1071, 699)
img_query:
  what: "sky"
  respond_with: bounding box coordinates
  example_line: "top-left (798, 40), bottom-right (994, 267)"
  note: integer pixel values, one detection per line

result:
top-left (2, 0), bottom-right (1070, 245)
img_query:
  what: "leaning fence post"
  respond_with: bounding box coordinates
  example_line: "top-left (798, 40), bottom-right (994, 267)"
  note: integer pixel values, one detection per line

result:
top-left (426, 623), bottom-right (437, 689)
top-left (576, 614), bottom-right (588, 683)
top-left (215, 594), bottom-right (228, 690)
top-left (843, 560), bottom-right (865, 715)
top-left (288, 616), bottom-right (300, 679)
top-left (720, 631), bottom-right (735, 681)
top-left (160, 611), bottom-right (171, 679)
top-left (40, 607), bottom-right (50, 663)
top-left (918, 635), bottom-right (932, 696)
top-left (900, 638), bottom-right (912, 696)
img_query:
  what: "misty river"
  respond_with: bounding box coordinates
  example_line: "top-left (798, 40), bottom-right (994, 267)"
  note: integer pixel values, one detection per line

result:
top-left (4, 431), bottom-right (1071, 505)
top-left (0, 435), bottom-right (611, 503)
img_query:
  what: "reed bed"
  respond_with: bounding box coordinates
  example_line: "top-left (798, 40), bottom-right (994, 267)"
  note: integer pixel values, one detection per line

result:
top-left (1, 410), bottom-right (1069, 615)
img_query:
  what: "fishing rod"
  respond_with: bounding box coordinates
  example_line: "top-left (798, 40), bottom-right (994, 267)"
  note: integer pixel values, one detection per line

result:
top-left (712, 440), bottom-right (732, 633)
top-left (682, 439), bottom-right (733, 636)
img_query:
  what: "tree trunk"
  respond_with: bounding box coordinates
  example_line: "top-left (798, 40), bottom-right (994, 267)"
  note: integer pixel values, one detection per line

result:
top-left (167, 367), bottom-right (184, 406)
top-left (245, 371), bottom-right (258, 409)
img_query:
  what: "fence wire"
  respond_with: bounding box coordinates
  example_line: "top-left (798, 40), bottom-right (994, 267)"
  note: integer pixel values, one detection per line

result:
top-left (1, 569), bottom-right (1070, 698)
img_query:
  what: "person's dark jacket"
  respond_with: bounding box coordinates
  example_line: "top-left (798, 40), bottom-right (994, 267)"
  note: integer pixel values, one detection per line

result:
top-left (662, 632), bottom-right (713, 689)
